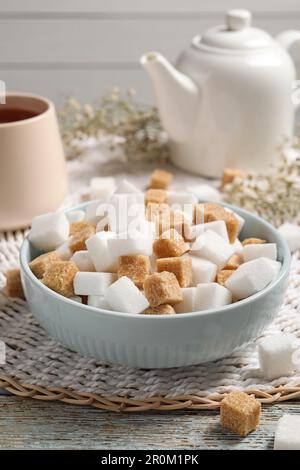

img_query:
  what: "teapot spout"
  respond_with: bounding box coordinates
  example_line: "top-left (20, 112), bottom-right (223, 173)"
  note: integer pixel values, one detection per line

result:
top-left (140, 52), bottom-right (199, 142)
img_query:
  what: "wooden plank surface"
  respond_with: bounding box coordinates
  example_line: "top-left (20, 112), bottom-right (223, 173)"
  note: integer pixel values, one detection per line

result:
top-left (0, 396), bottom-right (299, 449)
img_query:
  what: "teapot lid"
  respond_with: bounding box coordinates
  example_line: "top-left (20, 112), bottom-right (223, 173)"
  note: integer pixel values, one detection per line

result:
top-left (194, 10), bottom-right (274, 51)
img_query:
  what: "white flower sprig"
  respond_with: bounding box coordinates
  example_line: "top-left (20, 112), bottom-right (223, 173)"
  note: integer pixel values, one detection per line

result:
top-left (222, 138), bottom-right (300, 226)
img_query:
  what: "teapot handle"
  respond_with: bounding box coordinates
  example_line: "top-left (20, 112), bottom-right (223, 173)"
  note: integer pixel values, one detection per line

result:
top-left (276, 30), bottom-right (300, 109)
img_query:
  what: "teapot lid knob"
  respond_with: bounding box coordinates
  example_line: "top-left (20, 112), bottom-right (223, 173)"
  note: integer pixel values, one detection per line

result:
top-left (226, 9), bottom-right (252, 31)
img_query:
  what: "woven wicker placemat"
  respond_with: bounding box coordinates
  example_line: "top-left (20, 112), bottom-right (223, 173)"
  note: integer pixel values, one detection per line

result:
top-left (1, 149), bottom-right (300, 412)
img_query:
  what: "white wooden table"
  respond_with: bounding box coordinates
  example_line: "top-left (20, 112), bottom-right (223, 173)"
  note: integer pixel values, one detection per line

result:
top-left (0, 396), bottom-right (298, 449)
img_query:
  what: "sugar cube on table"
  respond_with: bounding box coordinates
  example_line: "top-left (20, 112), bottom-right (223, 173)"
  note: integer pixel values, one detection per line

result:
top-left (115, 178), bottom-right (142, 194)
top-left (42, 261), bottom-right (78, 297)
top-left (153, 229), bottom-right (189, 258)
top-left (55, 239), bottom-right (73, 260)
top-left (191, 230), bottom-right (234, 268)
top-left (242, 243), bottom-right (277, 262)
top-left (225, 257), bottom-right (281, 300)
top-left (66, 210), bottom-right (86, 223)
top-left (145, 189), bottom-right (167, 205)
top-left (104, 276), bottom-right (149, 314)
top-left (143, 304), bottom-right (175, 315)
top-left (117, 254), bottom-right (150, 288)
top-left (258, 334), bottom-right (298, 380)
top-left (29, 212), bottom-right (69, 251)
top-left (71, 250), bottom-right (95, 272)
top-left (74, 272), bottom-right (117, 296)
top-left (220, 391), bottom-right (261, 437)
top-left (5, 268), bottom-right (25, 299)
top-left (189, 256), bottom-right (217, 285)
top-left (29, 251), bottom-right (61, 278)
top-left (189, 184), bottom-right (221, 202)
top-left (194, 283), bottom-right (232, 311)
top-left (69, 221), bottom-right (96, 253)
top-left (87, 295), bottom-right (111, 310)
top-left (143, 272), bottom-right (183, 307)
top-left (278, 222), bottom-right (300, 253)
top-left (175, 287), bottom-right (197, 313)
top-left (156, 256), bottom-right (192, 287)
top-left (86, 231), bottom-right (117, 272)
top-left (221, 168), bottom-right (246, 189)
top-left (274, 415), bottom-right (300, 450)
top-left (150, 169), bottom-right (173, 189)
top-left (89, 177), bottom-right (116, 200)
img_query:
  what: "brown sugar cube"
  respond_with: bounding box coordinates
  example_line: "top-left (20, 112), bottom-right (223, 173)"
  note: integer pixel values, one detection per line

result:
top-left (150, 169), bottom-right (173, 189)
top-left (242, 238), bottom-right (266, 246)
top-left (69, 221), bottom-right (96, 253)
top-left (143, 271), bottom-right (183, 307)
top-left (118, 254), bottom-right (150, 288)
top-left (153, 229), bottom-right (189, 258)
top-left (142, 304), bottom-right (175, 315)
top-left (220, 391), bottom-right (261, 436)
top-left (42, 261), bottom-right (78, 298)
top-left (145, 189), bottom-right (167, 206)
top-left (5, 268), bottom-right (25, 299)
top-left (221, 168), bottom-right (246, 190)
top-left (157, 256), bottom-right (192, 287)
top-left (146, 203), bottom-right (170, 222)
top-left (224, 254), bottom-right (242, 270)
top-left (29, 251), bottom-right (61, 278)
top-left (216, 269), bottom-right (234, 286)
top-left (194, 203), bottom-right (239, 243)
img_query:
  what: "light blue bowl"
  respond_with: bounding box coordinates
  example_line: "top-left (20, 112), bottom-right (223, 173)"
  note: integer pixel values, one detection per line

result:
top-left (19, 202), bottom-right (291, 368)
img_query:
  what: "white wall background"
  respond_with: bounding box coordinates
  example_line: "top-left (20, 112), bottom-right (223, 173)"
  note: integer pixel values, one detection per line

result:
top-left (0, 0), bottom-right (299, 105)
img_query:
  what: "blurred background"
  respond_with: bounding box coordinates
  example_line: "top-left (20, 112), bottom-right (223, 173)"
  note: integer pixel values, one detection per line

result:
top-left (0, 0), bottom-right (299, 106)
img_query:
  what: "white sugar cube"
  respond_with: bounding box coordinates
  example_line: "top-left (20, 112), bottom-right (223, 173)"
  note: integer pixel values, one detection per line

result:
top-left (74, 272), bottom-right (117, 296)
top-left (167, 191), bottom-right (198, 206)
top-left (104, 276), bottom-right (149, 314)
top-left (186, 220), bottom-right (229, 243)
top-left (70, 296), bottom-right (82, 303)
top-left (189, 256), bottom-right (218, 285)
top-left (189, 184), bottom-right (221, 202)
top-left (66, 210), bottom-right (85, 223)
top-left (278, 222), bottom-right (300, 253)
top-left (191, 230), bottom-right (234, 268)
top-left (108, 193), bottom-right (144, 233)
top-left (258, 334), bottom-right (298, 380)
top-left (71, 250), bottom-right (95, 272)
top-left (29, 212), bottom-right (69, 251)
top-left (85, 200), bottom-right (105, 224)
top-left (116, 179), bottom-right (142, 194)
top-left (89, 177), bottom-right (116, 200)
top-left (86, 231), bottom-right (117, 272)
top-left (225, 257), bottom-right (281, 300)
top-left (274, 415), bottom-right (300, 450)
top-left (55, 239), bottom-right (73, 260)
top-left (175, 287), bottom-right (197, 313)
top-left (87, 295), bottom-right (111, 309)
top-left (134, 219), bottom-right (157, 239)
top-left (107, 235), bottom-right (153, 260)
top-left (232, 238), bottom-right (243, 256)
top-left (195, 283), bottom-right (232, 311)
top-left (242, 243), bottom-right (277, 262)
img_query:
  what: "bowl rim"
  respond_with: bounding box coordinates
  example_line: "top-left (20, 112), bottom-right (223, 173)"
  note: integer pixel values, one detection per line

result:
top-left (20, 200), bottom-right (291, 321)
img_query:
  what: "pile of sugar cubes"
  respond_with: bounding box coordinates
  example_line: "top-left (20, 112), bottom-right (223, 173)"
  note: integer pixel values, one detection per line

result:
top-left (26, 168), bottom-right (281, 315)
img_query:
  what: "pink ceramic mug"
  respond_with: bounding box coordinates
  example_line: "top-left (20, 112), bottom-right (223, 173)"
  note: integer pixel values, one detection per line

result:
top-left (0, 92), bottom-right (68, 230)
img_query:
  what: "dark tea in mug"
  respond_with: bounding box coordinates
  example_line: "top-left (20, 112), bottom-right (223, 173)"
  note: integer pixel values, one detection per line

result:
top-left (0, 107), bottom-right (39, 123)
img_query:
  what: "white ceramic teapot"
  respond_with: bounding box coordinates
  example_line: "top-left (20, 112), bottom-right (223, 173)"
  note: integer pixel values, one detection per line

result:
top-left (141, 9), bottom-right (300, 177)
